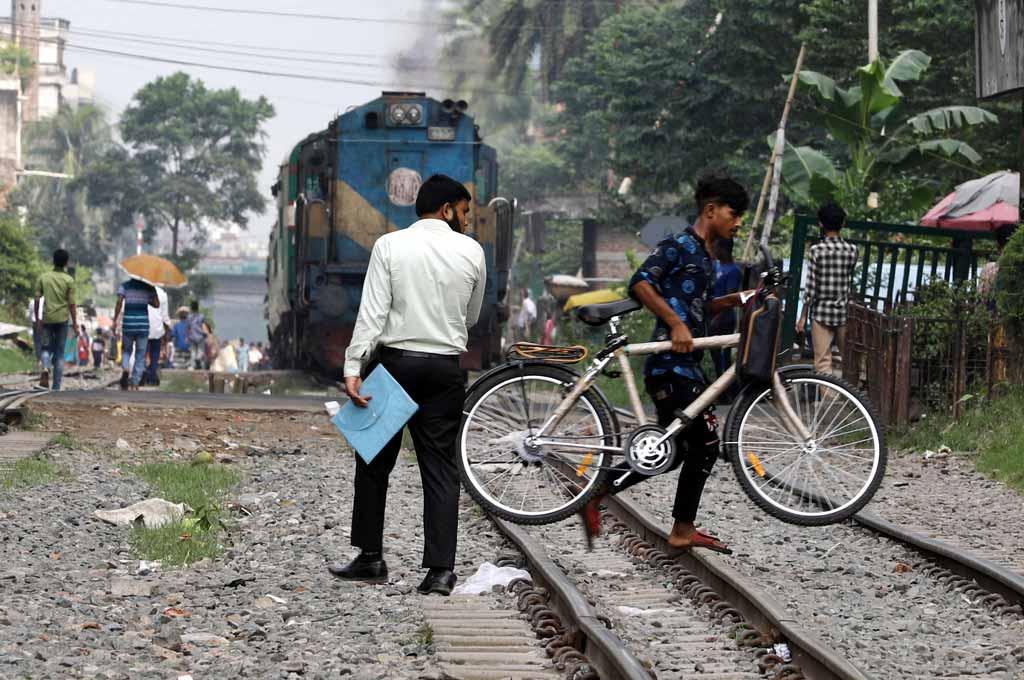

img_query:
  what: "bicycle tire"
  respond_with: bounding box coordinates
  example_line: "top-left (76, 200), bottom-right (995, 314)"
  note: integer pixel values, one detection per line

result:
top-left (724, 370), bottom-right (887, 526)
top-left (459, 363), bottom-right (615, 525)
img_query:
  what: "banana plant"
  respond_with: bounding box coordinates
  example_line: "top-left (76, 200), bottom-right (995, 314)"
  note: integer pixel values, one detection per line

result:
top-left (780, 50), bottom-right (997, 208)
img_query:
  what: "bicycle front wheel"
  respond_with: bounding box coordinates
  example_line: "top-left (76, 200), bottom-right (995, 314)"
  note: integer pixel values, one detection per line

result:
top-left (724, 370), bottom-right (886, 526)
top-left (459, 364), bottom-right (614, 525)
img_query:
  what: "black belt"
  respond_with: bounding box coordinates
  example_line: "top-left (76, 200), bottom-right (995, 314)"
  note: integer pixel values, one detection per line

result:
top-left (381, 346), bottom-right (459, 361)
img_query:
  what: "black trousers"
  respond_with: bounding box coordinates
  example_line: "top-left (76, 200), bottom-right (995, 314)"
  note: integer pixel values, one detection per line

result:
top-left (349, 350), bottom-right (464, 570)
top-left (607, 376), bottom-right (720, 523)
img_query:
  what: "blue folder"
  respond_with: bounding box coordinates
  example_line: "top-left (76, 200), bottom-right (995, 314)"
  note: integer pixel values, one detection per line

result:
top-left (331, 365), bottom-right (419, 464)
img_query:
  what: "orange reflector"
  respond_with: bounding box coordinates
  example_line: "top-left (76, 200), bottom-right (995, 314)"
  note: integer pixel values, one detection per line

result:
top-left (576, 453), bottom-right (594, 477)
top-left (747, 452), bottom-right (766, 478)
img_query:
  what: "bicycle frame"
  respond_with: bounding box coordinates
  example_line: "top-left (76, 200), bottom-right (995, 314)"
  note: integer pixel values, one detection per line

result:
top-left (528, 315), bottom-right (813, 457)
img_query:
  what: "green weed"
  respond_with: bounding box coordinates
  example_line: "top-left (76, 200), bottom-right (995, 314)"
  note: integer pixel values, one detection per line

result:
top-left (0, 457), bottom-right (69, 493)
top-left (891, 389), bottom-right (1024, 493)
top-left (0, 347), bottom-right (34, 374)
top-left (52, 432), bottom-right (77, 449)
top-left (129, 461), bottom-right (240, 566)
top-left (413, 623), bottom-right (434, 646)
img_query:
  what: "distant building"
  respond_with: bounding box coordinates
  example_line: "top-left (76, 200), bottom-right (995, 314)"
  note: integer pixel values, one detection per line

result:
top-left (0, 1), bottom-right (96, 198)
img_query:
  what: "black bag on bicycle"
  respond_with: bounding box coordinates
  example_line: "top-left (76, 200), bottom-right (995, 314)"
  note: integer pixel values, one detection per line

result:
top-left (736, 286), bottom-right (782, 384)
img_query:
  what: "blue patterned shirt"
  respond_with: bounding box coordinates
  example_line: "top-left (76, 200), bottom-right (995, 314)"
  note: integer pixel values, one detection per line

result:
top-left (628, 228), bottom-right (715, 382)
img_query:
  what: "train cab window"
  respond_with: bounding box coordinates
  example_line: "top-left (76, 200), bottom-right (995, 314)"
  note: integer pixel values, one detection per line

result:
top-left (475, 159), bottom-right (494, 205)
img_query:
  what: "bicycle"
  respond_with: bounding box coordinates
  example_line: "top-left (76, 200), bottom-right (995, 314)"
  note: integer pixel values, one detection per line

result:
top-left (458, 253), bottom-right (886, 527)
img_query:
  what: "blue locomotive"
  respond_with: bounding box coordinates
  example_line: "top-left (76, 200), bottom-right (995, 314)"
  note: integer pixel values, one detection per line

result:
top-left (267, 92), bottom-right (514, 374)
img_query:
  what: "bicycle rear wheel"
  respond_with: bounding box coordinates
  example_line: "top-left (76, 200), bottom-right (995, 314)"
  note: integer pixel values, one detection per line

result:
top-left (459, 364), bottom-right (614, 525)
top-left (724, 370), bottom-right (886, 526)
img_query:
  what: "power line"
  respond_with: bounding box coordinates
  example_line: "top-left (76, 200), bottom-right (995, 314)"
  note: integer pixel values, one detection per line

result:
top-left (106, 0), bottom-right (622, 33)
top-left (108, 0), bottom-right (451, 27)
top-left (2, 18), bottom-right (506, 79)
top-left (62, 42), bottom-right (538, 98)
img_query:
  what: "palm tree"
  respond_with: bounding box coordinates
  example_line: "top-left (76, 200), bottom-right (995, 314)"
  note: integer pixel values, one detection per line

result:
top-left (470, 0), bottom-right (611, 101)
top-left (12, 104), bottom-right (117, 268)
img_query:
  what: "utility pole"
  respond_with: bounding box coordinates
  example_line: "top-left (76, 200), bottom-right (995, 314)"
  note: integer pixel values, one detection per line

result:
top-left (868, 0), bottom-right (879, 62)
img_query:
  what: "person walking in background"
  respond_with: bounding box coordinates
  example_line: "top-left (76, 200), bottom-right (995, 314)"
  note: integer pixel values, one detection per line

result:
top-left (34, 249), bottom-right (79, 391)
top-left (709, 238), bottom-right (742, 378)
top-left (978, 223), bottom-right (1017, 310)
top-left (186, 301), bottom-right (207, 370)
top-left (250, 342), bottom-right (265, 371)
top-left (144, 286), bottom-right (171, 386)
top-left (171, 308), bottom-right (190, 367)
top-left (237, 337), bottom-right (249, 373)
top-left (114, 277), bottom-right (159, 391)
top-left (796, 202), bottom-right (859, 376)
top-left (76, 326), bottom-right (90, 369)
top-left (331, 174), bottom-right (486, 596)
top-left (91, 331), bottom-right (106, 369)
top-left (516, 289), bottom-right (537, 343)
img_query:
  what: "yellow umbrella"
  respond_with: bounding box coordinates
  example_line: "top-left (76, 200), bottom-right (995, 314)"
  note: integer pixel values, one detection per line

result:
top-left (119, 254), bottom-right (188, 289)
top-left (563, 288), bottom-right (627, 312)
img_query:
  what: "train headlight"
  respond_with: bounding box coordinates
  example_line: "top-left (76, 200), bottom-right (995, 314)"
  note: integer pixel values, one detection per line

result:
top-left (387, 103), bottom-right (424, 126)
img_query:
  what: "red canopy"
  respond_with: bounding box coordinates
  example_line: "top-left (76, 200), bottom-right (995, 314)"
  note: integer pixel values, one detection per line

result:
top-left (920, 192), bottom-right (1018, 231)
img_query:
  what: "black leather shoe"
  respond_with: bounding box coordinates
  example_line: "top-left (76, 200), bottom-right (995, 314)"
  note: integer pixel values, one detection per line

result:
top-left (327, 552), bottom-right (388, 583)
top-left (417, 568), bottom-right (456, 596)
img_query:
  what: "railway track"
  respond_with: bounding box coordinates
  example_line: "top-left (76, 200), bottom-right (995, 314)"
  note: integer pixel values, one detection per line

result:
top-left (473, 495), bottom-right (868, 679)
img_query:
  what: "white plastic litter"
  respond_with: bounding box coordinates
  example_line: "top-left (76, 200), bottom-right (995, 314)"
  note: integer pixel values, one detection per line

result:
top-left (450, 561), bottom-right (531, 596)
top-left (616, 606), bottom-right (675, 617)
top-left (136, 560), bottom-right (161, 575)
top-left (324, 401), bottom-right (341, 417)
top-left (94, 498), bottom-right (191, 528)
top-left (772, 642), bottom-right (792, 662)
top-left (115, 438), bottom-right (131, 451)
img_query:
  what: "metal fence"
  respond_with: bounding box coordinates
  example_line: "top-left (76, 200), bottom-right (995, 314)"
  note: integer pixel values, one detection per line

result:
top-left (782, 216), bottom-right (997, 351)
top-left (841, 304), bottom-right (994, 427)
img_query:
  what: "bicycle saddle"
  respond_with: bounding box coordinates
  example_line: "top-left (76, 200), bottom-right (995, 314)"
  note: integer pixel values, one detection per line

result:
top-left (575, 298), bottom-right (642, 326)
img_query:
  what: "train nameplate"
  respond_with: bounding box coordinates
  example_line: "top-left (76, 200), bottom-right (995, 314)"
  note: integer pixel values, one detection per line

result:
top-left (427, 126), bottom-right (457, 141)
top-left (388, 168), bottom-right (422, 207)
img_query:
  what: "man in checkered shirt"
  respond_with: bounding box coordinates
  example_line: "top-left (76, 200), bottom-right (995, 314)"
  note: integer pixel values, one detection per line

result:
top-left (796, 202), bottom-right (858, 375)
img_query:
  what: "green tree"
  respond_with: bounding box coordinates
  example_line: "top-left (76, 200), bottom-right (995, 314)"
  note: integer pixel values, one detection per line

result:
top-left (800, 0), bottom-right (1017, 176)
top-left (555, 1), bottom-right (812, 207)
top-left (780, 51), bottom-right (997, 213)
top-left (117, 72), bottom-right (274, 257)
top-left (0, 42), bottom-right (32, 77)
top-left (9, 104), bottom-right (116, 269)
top-left (0, 217), bottom-right (43, 321)
top-left (467, 0), bottom-right (611, 101)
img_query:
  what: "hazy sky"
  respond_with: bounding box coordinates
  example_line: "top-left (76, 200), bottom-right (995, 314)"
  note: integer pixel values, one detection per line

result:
top-left (45, 0), bottom-right (441, 245)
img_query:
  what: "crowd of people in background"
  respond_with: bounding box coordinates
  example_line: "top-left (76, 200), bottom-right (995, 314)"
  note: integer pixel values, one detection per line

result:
top-left (28, 247), bottom-right (273, 391)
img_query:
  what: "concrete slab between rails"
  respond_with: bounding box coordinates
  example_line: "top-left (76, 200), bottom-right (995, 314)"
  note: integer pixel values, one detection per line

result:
top-left (606, 494), bottom-right (872, 680)
top-left (26, 389), bottom-right (332, 413)
top-left (855, 509), bottom-right (1024, 608)
top-left (490, 516), bottom-right (654, 680)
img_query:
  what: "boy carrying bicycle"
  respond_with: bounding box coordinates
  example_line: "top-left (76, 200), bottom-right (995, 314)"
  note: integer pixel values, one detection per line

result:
top-left (580, 172), bottom-right (753, 555)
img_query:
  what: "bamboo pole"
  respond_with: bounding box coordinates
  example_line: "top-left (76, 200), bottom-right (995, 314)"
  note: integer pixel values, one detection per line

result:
top-left (741, 44), bottom-right (807, 261)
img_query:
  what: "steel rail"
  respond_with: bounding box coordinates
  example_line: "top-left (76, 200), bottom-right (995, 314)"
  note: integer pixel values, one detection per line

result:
top-left (852, 510), bottom-right (1024, 608)
top-left (604, 493), bottom-right (872, 680)
top-left (489, 515), bottom-right (654, 680)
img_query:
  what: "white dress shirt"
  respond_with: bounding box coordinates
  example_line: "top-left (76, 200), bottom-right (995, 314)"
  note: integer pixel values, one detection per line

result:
top-left (148, 287), bottom-right (171, 340)
top-left (344, 218), bottom-right (487, 378)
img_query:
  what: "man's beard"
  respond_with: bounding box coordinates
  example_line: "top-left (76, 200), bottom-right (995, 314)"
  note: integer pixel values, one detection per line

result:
top-left (445, 216), bottom-right (463, 233)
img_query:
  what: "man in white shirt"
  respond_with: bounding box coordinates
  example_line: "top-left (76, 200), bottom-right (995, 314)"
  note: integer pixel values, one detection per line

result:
top-left (143, 286), bottom-right (171, 386)
top-left (329, 174), bottom-right (486, 596)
